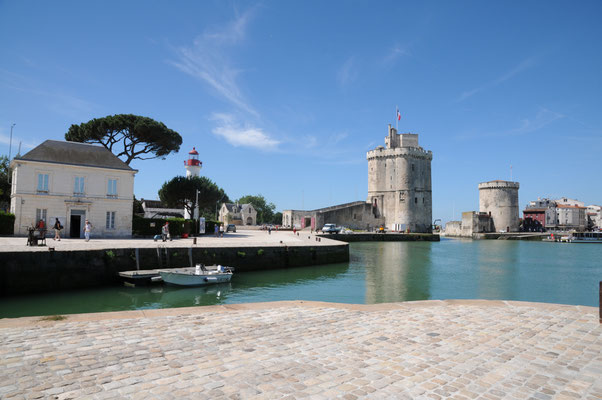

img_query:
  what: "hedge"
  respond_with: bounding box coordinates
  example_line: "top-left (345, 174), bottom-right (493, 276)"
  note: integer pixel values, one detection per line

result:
top-left (0, 211), bottom-right (15, 235)
top-left (132, 216), bottom-right (222, 237)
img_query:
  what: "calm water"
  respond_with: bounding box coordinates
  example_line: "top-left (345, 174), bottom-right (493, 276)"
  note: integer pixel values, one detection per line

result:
top-left (1, 239), bottom-right (601, 318)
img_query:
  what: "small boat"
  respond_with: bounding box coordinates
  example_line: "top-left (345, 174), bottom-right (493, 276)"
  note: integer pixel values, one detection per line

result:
top-left (158, 264), bottom-right (234, 286)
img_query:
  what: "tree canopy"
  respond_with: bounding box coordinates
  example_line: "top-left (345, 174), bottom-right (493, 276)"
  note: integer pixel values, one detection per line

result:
top-left (159, 176), bottom-right (230, 219)
top-left (65, 114), bottom-right (182, 165)
top-left (0, 156), bottom-right (10, 206)
top-left (236, 194), bottom-right (276, 224)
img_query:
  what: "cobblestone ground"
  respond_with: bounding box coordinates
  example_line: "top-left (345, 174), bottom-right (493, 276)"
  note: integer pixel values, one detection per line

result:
top-left (1, 300), bottom-right (600, 400)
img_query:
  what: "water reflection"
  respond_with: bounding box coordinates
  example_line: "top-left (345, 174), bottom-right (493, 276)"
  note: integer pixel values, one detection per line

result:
top-left (474, 241), bottom-right (519, 300)
top-left (360, 242), bottom-right (433, 304)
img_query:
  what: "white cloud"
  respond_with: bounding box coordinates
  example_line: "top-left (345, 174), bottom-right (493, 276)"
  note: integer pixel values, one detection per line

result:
top-left (510, 107), bottom-right (563, 135)
top-left (337, 57), bottom-right (358, 87)
top-left (455, 107), bottom-right (564, 140)
top-left (170, 9), bottom-right (259, 117)
top-left (457, 56), bottom-right (537, 102)
top-left (211, 113), bottom-right (279, 151)
top-left (383, 44), bottom-right (411, 66)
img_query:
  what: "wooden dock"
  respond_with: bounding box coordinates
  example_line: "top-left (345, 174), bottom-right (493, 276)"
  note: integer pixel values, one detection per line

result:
top-left (118, 269), bottom-right (162, 285)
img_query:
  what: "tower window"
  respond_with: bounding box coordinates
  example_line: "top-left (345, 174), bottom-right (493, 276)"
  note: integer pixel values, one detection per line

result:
top-left (412, 164), bottom-right (415, 171)
top-left (415, 197), bottom-right (417, 204)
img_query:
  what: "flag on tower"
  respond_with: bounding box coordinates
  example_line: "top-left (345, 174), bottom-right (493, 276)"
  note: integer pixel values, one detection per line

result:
top-left (396, 108), bottom-right (401, 121)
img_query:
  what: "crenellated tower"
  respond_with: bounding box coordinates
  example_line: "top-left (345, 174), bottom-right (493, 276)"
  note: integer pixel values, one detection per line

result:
top-left (366, 125), bottom-right (433, 232)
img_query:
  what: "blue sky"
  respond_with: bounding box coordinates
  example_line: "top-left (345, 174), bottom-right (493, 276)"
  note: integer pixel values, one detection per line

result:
top-left (1, 1), bottom-right (601, 223)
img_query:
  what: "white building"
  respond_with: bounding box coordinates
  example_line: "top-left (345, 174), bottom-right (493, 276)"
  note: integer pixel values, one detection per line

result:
top-left (586, 205), bottom-right (602, 230)
top-left (219, 203), bottom-right (257, 226)
top-left (10, 140), bottom-right (137, 238)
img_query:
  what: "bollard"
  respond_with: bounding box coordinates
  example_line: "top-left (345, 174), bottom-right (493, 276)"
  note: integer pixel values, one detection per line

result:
top-left (193, 237), bottom-right (197, 245)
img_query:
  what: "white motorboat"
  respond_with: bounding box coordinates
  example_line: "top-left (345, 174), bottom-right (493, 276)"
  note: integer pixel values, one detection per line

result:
top-left (158, 264), bottom-right (234, 286)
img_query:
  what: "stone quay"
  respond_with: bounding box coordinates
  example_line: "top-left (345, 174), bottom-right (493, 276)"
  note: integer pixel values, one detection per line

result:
top-left (0, 230), bottom-right (348, 296)
top-left (0, 300), bottom-right (600, 399)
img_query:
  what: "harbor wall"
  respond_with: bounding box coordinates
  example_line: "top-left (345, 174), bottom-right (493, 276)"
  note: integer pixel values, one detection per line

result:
top-left (0, 244), bottom-right (348, 296)
top-left (319, 233), bottom-right (439, 242)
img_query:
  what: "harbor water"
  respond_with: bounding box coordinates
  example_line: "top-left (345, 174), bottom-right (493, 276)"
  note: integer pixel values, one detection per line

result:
top-left (1, 239), bottom-right (601, 318)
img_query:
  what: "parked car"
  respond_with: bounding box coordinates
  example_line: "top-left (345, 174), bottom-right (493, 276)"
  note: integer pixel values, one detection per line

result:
top-left (321, 223), bottom-right (341, 234)
top-left (226, 224), bottom-right (236, 232)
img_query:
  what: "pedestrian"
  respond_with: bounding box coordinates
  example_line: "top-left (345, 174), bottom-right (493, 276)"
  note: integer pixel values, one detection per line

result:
top-left (161, 221), bottom-right (170, 242)
top-left (83, 219), bottom-right (92, 241)
top-left (268, 225), bottom-right (272, 235)
top-left (293, 227), bottom-right (296, 235)
top-left (219, 224), bottom-right (224, 237)
top-left (214, 224), bottom-right (219, 237)
top-left (53, 218), bottom-right (62, 241)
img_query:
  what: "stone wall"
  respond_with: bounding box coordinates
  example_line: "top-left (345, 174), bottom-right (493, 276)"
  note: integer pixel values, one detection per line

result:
top-left (0, 244), bottom-right (349, 296)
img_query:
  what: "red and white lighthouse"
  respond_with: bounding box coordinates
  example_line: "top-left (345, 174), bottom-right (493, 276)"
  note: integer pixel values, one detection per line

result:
top-left (184, 147), bottom-right (202, 178)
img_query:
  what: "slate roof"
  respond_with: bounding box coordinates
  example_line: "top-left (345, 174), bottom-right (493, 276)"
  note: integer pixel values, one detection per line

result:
top-left (15, 140), bottom-right (136, 171)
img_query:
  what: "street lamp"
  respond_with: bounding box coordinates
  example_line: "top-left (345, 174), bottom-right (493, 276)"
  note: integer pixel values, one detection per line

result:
top-left (8, 123), bottom-right (15, 160)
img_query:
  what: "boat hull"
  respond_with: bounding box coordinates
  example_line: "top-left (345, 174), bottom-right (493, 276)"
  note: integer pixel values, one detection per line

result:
top-left (158, 268), bottom-right (233, 286)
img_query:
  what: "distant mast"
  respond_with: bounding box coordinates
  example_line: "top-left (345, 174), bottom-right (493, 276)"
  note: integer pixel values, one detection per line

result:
top-left (184, 147), bottom-right (202, 219)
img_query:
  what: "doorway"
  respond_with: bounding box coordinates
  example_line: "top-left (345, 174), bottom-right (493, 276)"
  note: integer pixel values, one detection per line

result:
top-left (70, 210), bottom-right (86, 238)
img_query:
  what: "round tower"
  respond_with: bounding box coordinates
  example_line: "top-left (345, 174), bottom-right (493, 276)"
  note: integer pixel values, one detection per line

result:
top-left (184, 147), bottom-right (202, 178)
top-left (478, 180), bottom-right (520, 232)
top-left (366, 125), bottom-right (433, 233)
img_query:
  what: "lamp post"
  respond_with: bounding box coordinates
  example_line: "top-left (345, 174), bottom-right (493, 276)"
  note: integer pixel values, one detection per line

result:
top-left (8, 123), bottom-right (15, 160)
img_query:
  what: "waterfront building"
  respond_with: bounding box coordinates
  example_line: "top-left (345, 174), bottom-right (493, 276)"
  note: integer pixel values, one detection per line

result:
top-left (556, 205), bottom-right (586, 231)
top-left (523, 198), bottom-right (557, 229)
top-left (586, 205), bottom-right (601, 230)
top-left (283, 125), bottom-right (433, 232)
top-left (219, 203), bottom-right (257, 226)
top-left (10, 140), bottom-right (137, 237)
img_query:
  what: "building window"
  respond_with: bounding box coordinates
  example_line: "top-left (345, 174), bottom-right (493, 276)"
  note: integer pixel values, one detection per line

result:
top-left (106, 211), bottom-right (116, 229)
top-left (107, 179), bottom-right (117, 197)
top-left (74, 176), bottom-right (85, 195)
top-left (412, 164), bottom-right (415, 171)
top-left (36, 208), bottom-right (47, 224)
top-left (415, 197), bottom-right (418, 204)
top-left (37, 174), bottom-right (49, 192)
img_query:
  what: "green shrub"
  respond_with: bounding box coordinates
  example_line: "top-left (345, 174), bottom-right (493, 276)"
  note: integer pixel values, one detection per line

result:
top-left (205, 220), bottom-right (221, 235)
top-left (0, 211), bottom-right (15, 235)
top-left (257, 249), bottom-right (264, 256)
top-left (237, 251), bottom-right (246, 258)
top-left (132, 216), bottom-right (194, 237)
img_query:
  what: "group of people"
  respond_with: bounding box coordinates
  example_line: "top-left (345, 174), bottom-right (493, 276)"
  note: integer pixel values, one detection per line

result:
top-left (32, 218), bottom-right (93, 241)
top-left (213, 224), bottom-right (224, 237)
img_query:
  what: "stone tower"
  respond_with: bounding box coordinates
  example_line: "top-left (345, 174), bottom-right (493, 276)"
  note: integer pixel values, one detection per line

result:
top-left (366, 125), bottom-right (433, 232)
top-left (478, 180), bottom-right (520, 232)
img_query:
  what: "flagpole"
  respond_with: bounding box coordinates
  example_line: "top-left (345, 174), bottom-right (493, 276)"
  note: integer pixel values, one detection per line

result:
top-left (396, 105), bottom-right (398, 131)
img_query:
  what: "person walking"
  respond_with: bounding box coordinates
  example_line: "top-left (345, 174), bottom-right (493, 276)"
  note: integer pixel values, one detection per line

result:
top-left (214, 224), bottom-right (219, 237)
top-left (219, 224), bottom-right (224, 238)
top-left (161, 221), bottom-right (170, 242)
top-left (53, 218), bottom-right (62, 241)
top-left (83, 220), bottom-right (92, 241)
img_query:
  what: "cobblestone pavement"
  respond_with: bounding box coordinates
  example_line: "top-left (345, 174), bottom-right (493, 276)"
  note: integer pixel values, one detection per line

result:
top-left (0, 229), bottom-right (338, 253)
top-left (1, 300), bottom-right (600, 399)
